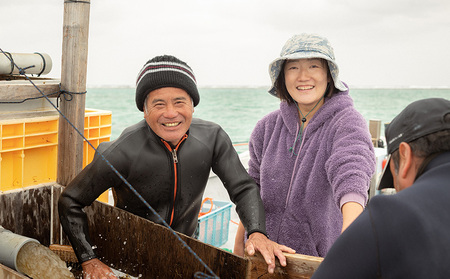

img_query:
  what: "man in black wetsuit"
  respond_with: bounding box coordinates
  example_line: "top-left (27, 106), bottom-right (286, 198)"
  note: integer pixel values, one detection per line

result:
top-left (58, 55), bottom-right (294, 279)
top-left (311, 98), bottom-right (450, 279)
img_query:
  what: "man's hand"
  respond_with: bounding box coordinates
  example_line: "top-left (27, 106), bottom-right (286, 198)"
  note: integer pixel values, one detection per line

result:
top-left (246, 232), bottom-right (296, 274)
top-left (81, 258), bottom-right (118, 279)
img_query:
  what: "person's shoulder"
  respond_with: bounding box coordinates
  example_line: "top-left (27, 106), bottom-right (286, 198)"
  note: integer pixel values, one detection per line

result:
top-left (255, 109), bottom-right (281, 128)
top-left (249, 110), bottom-right (283, 145)
top-left (190, 118), bottom-right (226, 136)
top-left (263, 109), bottom-right (281, 120)
top-left (365, 187), bottom-right (450, 252)
top-left (190, 118), bottom-right (222, 131)
top-left (191, 117), bottom-right (220, 126)
top-left (98, 120), bottom-right (149, 154)
top-left (366, 192), bottom-right (421, 224)
top-left (324, 93), bottom-right (366, 126)
top-left (188, 118), bottom-right (233, 148)
top-left (119, 119), bottom-right (149, 136)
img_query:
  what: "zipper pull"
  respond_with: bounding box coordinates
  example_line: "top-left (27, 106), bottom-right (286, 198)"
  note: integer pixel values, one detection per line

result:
top-left (171, 150), bottom-right (178, 163)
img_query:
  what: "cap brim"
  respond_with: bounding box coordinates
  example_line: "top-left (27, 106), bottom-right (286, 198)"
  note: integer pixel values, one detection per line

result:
top-left (377, 154), bottom-right (394, 190)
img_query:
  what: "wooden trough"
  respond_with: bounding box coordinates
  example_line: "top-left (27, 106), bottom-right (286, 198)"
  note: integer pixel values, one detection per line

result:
top-left (0, 183), bottom-right (323, 278)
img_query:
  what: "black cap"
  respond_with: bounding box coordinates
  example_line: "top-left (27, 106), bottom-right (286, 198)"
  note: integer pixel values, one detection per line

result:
top-left (135, 55), bottom-right (199, 111)
top-left (378, 98), bottom-right (450, 190)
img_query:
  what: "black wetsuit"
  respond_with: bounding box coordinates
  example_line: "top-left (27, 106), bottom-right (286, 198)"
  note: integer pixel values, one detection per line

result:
top-left (59, 118), bottom-right (266, 263)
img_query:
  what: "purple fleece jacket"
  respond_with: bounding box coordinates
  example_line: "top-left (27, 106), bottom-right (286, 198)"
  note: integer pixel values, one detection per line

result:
top-left (248, 89), bottom-right (376, 257)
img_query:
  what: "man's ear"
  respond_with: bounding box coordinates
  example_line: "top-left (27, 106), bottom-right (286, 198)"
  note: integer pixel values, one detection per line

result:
top-left (143, 105), bottom-right (148, 117)
top-left (398, 142), bottom-right (413, 179)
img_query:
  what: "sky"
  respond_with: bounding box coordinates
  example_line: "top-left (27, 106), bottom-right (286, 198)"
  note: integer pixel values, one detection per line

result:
top-left (1, 0), bottom-right (450, 88)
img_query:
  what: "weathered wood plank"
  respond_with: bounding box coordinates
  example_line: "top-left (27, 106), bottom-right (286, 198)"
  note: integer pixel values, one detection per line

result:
top-left (51, 185), bottom-right (67, 245)
top-left (0, 184), bottom-right (53, 245)
top-left (1, 184), bottom-right (321, 278)
top-left (0, 110), bottom-right (59, 121)
top-left (0, 263), bottom-right (28, 279)
top-left (0, 79), bottom-right (60, 100)
top-left (247, 252), bottom-right (323, 279)
top-left (86, 201), bottom-right (249, 278)
top-left (1, 184), bottom-right (250, 277)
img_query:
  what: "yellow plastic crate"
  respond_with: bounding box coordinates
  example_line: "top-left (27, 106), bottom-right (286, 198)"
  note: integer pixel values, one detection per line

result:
top-left (0, 109), bottom-right (112, 202)
top-left (83, 109), bottom-right (112, 168)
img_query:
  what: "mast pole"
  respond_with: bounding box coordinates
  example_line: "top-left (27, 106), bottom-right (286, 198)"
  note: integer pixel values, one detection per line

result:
top-left (57, 0), bottom-right (91, 186)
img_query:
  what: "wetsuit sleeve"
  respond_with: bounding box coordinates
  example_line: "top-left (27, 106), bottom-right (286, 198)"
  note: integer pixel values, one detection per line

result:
top-left (311, 207), bottom-right (379, 279)
top-left (58, 150), bottom-right (122, 263)
top-left (211, 128), bottom-right (267, 237)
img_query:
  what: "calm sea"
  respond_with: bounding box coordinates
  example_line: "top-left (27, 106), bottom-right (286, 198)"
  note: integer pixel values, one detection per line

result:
top-left (86, 87), bottom-right (450, 153)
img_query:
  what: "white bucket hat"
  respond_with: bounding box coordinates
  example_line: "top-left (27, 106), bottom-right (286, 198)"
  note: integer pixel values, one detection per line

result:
top-left (268, 33), bottom-right (347, 96)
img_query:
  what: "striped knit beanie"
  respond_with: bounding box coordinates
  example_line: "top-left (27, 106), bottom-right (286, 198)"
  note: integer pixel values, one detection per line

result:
top-left (135, 55), bottom-right (199, 111)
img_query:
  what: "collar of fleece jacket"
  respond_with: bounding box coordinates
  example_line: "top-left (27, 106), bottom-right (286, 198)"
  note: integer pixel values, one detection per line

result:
top-left (279, 89), bottom-right (352, 137)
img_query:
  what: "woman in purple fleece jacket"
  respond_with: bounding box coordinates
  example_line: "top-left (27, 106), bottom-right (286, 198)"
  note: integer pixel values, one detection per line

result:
top-left (234, 34), bottom-right (376, 258)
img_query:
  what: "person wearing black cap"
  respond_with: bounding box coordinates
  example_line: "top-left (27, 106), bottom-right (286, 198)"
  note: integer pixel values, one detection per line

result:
top-left (311, 98), bottom-right (450, 278)
top-left (59, 55), bottom-right (294, 279)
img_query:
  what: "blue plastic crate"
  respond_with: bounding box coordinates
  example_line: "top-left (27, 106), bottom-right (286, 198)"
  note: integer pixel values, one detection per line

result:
top-left (197, 200), bottom-right (232, 247)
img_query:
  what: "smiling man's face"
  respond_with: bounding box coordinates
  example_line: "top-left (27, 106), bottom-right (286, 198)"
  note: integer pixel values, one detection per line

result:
top-left (144, 87), bottom-right (194, 146)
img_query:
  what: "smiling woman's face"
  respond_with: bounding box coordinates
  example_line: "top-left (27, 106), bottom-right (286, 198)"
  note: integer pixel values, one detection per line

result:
top-left (283, 58), bottom-right (330, 109)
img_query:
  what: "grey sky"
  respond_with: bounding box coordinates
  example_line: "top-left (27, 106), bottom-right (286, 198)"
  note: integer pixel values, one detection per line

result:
top-left (1, 0), bottom-right (450, 88)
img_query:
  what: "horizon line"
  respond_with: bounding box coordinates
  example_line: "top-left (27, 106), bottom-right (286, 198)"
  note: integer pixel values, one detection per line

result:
top-left (85, 84), bottom-right (450, 90)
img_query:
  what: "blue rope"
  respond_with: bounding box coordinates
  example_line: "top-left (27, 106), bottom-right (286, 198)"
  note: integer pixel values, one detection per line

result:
top-left (0, 48), bottom-right (219, 279)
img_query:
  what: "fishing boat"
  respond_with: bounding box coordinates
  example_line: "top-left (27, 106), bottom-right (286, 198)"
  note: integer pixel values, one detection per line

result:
top-left (0, 87), bottom-right (324, 278)
top-left (0, 87), bottom-right (386, 279)
top-left (0, 1), bottom-right (329, 278)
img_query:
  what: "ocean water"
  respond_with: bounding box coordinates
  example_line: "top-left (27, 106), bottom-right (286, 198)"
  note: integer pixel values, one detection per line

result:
top-left (86, 87), bottom-right (450, 153)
